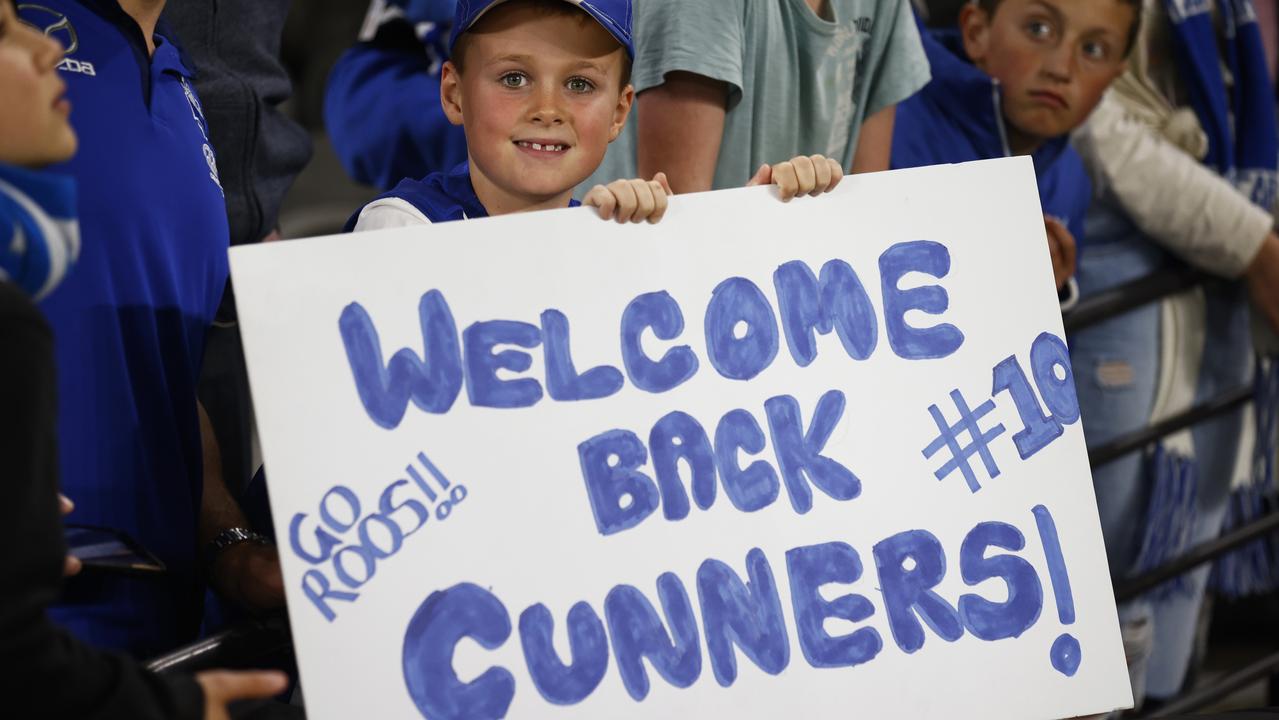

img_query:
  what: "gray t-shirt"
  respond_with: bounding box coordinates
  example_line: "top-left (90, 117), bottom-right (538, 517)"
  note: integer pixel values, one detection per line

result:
top-left (584, 0), bottom-right (931, 192)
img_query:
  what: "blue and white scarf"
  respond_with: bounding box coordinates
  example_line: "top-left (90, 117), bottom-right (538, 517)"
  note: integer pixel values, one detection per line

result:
top-left (1166, 0), bottom-right (1278, 205)
top-left (1137, 0), bottom-right (1279, 598)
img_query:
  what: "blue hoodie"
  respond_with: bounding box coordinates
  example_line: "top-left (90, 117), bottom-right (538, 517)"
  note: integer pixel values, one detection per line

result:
top-left (891, 24), bottom-right (1092, 244)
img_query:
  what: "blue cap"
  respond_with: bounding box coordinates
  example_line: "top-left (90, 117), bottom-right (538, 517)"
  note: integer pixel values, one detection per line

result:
top-left (450, 0), bottom-right (634, 58)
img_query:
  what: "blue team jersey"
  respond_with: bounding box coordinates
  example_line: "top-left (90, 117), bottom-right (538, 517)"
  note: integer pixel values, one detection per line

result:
top-left (0, 163), bottom-right (79, 300)
top-left (344, 161), bottom-right (581, 229)
top-left (891, 23), bottom-right (1092, 244)
top-left (21, 0), bottom-right (231, 657)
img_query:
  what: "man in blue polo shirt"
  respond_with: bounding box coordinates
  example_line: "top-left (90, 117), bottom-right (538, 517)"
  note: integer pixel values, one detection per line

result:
top-left (19, 0), bottom-right (283, 658)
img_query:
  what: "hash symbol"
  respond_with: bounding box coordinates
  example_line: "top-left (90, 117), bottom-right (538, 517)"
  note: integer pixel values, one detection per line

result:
top-left (922, 389), bottom-right (1007, 493)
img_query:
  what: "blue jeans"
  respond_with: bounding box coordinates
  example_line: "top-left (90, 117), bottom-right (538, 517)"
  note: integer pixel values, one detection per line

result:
top-left (1071, 214), bottom-right (1253, 701)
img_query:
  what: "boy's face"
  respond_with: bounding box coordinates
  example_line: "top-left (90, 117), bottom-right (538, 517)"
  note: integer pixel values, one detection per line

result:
top-left (0, 0), bottom-right (76, 167)
top-left (441, 2), bottom-right (633, 208)
top-left (962, 0), bottom-right (1133, 149)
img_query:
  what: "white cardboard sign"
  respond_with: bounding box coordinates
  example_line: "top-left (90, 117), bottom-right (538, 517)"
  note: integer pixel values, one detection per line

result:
top-left (231, 157), bottom-right (1133, 719)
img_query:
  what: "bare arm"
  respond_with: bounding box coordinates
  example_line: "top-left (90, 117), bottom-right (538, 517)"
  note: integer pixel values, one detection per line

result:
top-left (636, 71), bottom-right (730, 194)
top-left (198, 401), bottom-right (284, 612)
top-left (850, 105), bottom-right (896, 174)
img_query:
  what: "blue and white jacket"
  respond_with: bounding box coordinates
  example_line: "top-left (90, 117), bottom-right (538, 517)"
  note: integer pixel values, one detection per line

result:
top-left (345, 162), bottom-right (580, 230)
top-left (891, 24), bottom-right (1092, 245)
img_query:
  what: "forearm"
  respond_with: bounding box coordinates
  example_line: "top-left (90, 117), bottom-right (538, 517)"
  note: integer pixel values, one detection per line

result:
top-left (636, 72), bottom-right (729, 193)
top-left (197, 401), bottom-right (249, 551)
top-left (1075, 96), bottom-right (1271, 278)
top-left (850, 105), bottom-right (896, 174)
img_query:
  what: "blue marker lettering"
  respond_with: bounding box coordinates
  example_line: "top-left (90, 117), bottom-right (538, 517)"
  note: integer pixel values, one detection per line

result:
top-left (764, 390), bottom-right (860, 514)
top-left (774, 259), bottom-right (877, 367)
top-left (520, 602), bottom-right (610, 705)
top-left (714, 409), bottom-right (780, 512)
top-left (541, 309), bottom-right (624, 402)
top-left (402, 583), bottom-right (515, 720)
top-left (620, 291), bottom-right (699, 394)
top-left (338, 291), bottom-right (463, 430)
top-left (579, 429), bottom-right (660, 536)
top-left (873, 529), bottom-right (963, 653)
top-left (697, 548), bottom-right (790, 686)
top-left (649, 410), bottom-right (717, 519)
top-left (704, 277), bottom-right (779, 381)
top-left (463, 320), bottom-right (543, 408)
top-left (879, 241), bottom-right (964, 360)
top-left (604, 575), bottom-right (701, 701)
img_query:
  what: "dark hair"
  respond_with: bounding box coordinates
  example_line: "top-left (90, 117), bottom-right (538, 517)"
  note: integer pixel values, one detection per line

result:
top-left (451, 0), bottom-right (633, 88)
top-left (975, 0), bottom-right (1143, 57)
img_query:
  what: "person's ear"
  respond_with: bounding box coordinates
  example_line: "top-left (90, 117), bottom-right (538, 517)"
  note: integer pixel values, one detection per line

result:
top-left (959, 3), bottom-right (994, 69)
top-left (440, 60), bottom-right (465, 127)
top-left (609, 83), bottom-right (635, 143)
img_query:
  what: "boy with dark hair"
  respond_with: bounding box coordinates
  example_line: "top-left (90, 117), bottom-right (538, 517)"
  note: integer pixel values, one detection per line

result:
top-left (348, 0), bottom-right (844, 231)
top-left (892, 0), bottom-right (1141, 300)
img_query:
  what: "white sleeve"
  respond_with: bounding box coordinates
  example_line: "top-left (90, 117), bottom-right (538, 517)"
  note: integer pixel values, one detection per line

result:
top-left (1073, 94), bottom-right (1271, 278)
top-left (351, 197), bottom-right (433, 232)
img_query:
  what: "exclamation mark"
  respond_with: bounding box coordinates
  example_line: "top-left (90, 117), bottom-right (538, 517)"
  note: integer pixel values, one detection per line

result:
top-left (1033, 504), bottom-right (1081, 677)
top-left (406, 465), bottom-right (438, 502)
top-left (417, 452), bottom-right (451, 490)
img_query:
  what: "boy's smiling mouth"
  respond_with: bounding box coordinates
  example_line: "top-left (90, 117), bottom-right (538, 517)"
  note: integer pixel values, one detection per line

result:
top-left (515, 139), bottom-right (571, 154)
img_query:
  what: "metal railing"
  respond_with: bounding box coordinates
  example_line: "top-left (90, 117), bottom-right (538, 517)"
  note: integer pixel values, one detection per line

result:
top-left (1063, 271), bottom-right (1279, 717)
top-left (148, 267), bottom-right (1279, 716)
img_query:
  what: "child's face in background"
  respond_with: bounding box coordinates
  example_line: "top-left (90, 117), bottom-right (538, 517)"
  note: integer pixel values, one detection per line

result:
top-left (0, 0), bottom-right (75, 167)
top-left (962, 0), bottom-right (1134, 153)
top-left (441, 3), bottom-right (632, 211)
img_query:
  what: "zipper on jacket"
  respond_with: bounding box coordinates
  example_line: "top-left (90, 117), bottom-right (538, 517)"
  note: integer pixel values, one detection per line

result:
top-left (991, 81), bottom-right (1012, 157)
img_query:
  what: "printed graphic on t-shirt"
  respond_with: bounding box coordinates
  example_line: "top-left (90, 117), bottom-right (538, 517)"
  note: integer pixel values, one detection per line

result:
top-left (823, 17), bottom-right (873, 159)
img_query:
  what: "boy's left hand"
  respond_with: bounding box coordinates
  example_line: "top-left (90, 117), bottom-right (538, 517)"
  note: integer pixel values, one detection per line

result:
top-left (1044, 216), bottom-right (1077, 291)
top-left (748, 154), bottom-right (844, 201)
top-left (584, 173), bottom-right (674, 224)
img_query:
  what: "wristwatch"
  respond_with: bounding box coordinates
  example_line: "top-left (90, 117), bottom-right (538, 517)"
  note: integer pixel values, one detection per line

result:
top-left (203, 527), bottom-right (270, 574)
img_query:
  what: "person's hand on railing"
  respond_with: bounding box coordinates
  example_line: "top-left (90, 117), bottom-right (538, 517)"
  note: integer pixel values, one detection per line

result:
top-left (196, 670), bottom-right (289, 720)
top-left (1246, 231), bottom-right (1279, 335)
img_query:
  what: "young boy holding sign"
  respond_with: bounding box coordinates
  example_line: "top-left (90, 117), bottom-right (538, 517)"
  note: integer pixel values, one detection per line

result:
top-left (891, 0), bottom-right (1141, 303)
top-left (347, 0), bottom-right (843, 231)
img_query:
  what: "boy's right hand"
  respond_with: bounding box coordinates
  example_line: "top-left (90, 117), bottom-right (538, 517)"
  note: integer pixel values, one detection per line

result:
top-left (1246, 231), bottom-right (1279, 335)
top-left (1044, 216), bottom-right (1077, 291)
top-left (583, 173), bottom-right (674, 224)
top-left (196, 670), bottom-right (289, 720)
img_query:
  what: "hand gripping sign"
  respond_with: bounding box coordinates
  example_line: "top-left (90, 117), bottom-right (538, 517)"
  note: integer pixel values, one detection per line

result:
top-left (231, 157), bottom-right (1133, 719)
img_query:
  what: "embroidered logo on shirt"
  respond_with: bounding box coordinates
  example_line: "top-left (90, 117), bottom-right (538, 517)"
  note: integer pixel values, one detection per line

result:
top-left (179, 77), bottom-right (224, 194)
top-left (17, 5), bottom-right (96, 76)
